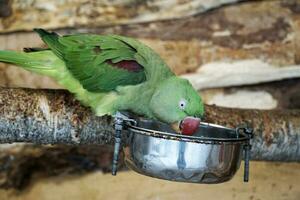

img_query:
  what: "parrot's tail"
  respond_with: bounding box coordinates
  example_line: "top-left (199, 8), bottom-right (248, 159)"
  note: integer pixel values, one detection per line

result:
top-left (0, 50), bottom-right (64, 77)
top-left (0, 49), bottom-right (85, 97)
top-left (0, 49), bottom-right (118, 116)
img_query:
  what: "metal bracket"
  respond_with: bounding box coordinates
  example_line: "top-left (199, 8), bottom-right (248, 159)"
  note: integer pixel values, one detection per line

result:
top-left (111, 112), bottom-right (136, 176)
top-left (243, 142), bottom-right (251, 182)
top-left (237, 125), bottom-right (253, 182)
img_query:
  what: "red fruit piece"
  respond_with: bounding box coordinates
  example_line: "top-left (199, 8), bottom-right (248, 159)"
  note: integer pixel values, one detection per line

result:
top-left (180, 117), bottom-right (200, 136)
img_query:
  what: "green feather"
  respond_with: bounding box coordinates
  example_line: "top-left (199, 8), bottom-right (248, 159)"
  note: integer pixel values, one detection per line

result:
top-left (0, 29), bottom-right (204, 124)
top-left (33, 29), bottom-right (174, 93)
top-left (34, 29), bottom-right (150, 92)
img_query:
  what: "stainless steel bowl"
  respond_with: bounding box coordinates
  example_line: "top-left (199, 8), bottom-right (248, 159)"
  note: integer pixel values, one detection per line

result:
top-left (122, 119), bottom-right (251, 184)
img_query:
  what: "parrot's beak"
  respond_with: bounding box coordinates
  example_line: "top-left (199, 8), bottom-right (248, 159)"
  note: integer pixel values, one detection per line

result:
top-left (179, 117), bottom-right (201, 136)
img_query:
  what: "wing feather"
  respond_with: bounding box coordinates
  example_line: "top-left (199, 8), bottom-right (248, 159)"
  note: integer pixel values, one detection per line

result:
top-left (34, 29), bottom-right (172, 93)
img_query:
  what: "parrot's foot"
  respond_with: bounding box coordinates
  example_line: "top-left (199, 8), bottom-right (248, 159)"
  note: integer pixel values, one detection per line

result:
top-left (94, 93), bottom-right (119, 116)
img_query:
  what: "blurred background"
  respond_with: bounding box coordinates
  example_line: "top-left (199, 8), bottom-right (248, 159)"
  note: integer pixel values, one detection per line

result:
top-left (0, 0), bottom-right (300, 199)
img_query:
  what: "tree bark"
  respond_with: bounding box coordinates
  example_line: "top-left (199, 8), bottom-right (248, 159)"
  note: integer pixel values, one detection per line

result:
top-left (0, 88), bottom-right (114, 145)
top-left (2, 0), bottom-right (300, 88)
top-left (0, 144), bottom-right (127, 189)
top-left (0, 87), bottom-right (299, 162)
top-left (0, 87), bottom-right (300, 189)
top-left (0, 0), bottom-right (242, 33)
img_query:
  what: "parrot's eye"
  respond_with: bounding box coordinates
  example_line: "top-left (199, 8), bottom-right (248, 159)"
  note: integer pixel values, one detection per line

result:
top-left (179, 99), bottom-right (187, 110)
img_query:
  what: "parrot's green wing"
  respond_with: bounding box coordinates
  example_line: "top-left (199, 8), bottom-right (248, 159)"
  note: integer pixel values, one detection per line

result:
top-left (34, 29), bottom-right (173, 93)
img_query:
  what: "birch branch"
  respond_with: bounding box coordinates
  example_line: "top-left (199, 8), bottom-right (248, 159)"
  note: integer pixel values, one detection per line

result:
top-left (0, 87), bottom-right (299, 162)
top-left (182, 60), bottom-right (300, 90)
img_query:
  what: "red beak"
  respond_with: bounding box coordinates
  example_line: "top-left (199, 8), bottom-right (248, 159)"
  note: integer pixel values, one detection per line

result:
top-left (180, 117), bottom-right (201, 136)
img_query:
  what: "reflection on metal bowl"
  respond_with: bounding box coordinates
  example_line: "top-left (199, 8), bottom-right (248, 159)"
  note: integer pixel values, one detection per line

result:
top-left (123, 119), bottom-right (251, 184)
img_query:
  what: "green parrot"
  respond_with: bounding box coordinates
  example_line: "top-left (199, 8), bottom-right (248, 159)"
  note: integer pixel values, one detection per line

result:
top-left (0, 29), bottom-right (204, 135)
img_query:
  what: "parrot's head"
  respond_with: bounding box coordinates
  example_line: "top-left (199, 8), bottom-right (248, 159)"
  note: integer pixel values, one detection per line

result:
top-left (149, 77), bottom-right (204, 135)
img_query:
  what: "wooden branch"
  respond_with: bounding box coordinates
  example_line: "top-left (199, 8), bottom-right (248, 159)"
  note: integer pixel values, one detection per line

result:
top-left (0, 145), bottom-right (127, 189)
top-left (0, 88), bottom-right (114, 145)
top-left (182, 60), bottom-right (300, 90)
top-left (0, 87), bottom-right (300, 189)
top-left (0, 87), bottom-right (299, 162)
top-left (204, 105), bottom-right (300, 162)
top-left (0, 0), bottom-right (242, 33)
top-left (1, 0), bottom-right (300, 89)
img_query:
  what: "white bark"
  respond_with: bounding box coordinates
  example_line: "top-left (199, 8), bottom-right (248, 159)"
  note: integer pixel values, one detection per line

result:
top-left (182, 59), bottom-right (300, 90)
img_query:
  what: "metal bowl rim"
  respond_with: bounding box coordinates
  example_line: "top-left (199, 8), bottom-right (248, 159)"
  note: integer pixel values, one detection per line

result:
top-left (127, 122), bottom-right (250, 144)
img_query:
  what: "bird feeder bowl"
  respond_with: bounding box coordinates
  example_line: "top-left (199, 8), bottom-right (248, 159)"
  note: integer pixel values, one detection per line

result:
top-left (112, 112), bottom-right (253, 184)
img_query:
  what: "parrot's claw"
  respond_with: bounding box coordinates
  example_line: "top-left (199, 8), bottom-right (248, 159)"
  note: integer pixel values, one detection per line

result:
top-left (113, 111), bottom-right (137, 126)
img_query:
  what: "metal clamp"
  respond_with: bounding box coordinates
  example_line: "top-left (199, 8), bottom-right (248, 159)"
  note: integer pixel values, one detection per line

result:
top-left (236, 125), bottom-right (253, 182)
top-left (243, 142), bottom-right (251, 182)
top-left (112, 112), bottom-right (137, 176)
